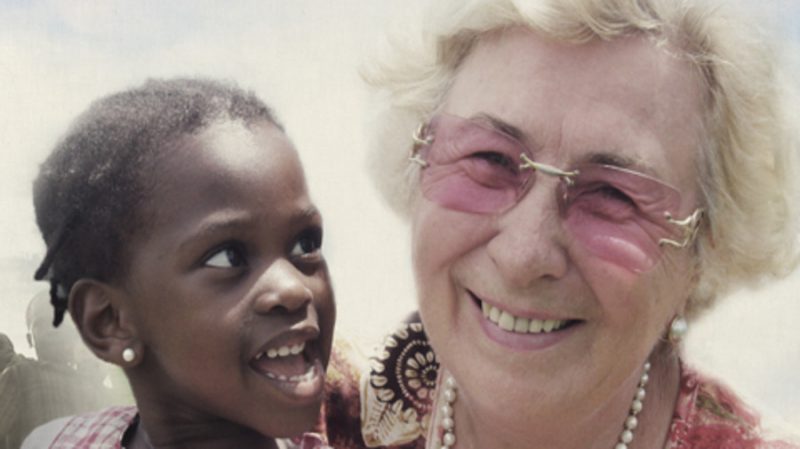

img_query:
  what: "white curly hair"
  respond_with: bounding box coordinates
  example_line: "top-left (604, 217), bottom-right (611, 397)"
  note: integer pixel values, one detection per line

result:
top-left (363, 0), bottom-right (800, 320)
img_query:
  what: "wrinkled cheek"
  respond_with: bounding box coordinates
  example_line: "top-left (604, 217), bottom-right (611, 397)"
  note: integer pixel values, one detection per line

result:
top-left (410, 202), bottom-right (477, 330)
top-left (571, 239), bottom-right (683, 346)
top-left (422, 169), bottom-right (517, 214)
top-left (565, 214), bottom-right (661, 274)
top-left (410, 209), bottom-right (432, 293)
top-left (411, 205), bottom-right (443, 314)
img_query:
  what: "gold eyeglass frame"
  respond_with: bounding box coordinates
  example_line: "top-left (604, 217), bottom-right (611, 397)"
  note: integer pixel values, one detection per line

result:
top-left (410, 122), bottom-right (704, 250)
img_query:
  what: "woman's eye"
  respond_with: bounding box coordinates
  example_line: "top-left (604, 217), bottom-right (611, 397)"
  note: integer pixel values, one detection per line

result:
top-left (472, 151), bottom-right (515, 171)
top-left (204, 247), bottom-right (246, 268)
top-left (569, 183), bottom-right (638, 221)
top-left (591, 184), bottom-right (635, 205)
top-left (291, 229), bottom-right (322, 257)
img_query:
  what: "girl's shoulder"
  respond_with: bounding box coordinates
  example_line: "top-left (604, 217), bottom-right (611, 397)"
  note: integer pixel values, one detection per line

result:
top-left (667, 363), bottom-right (800, 449)
top-left (22, 406), bottom-right (138, 449)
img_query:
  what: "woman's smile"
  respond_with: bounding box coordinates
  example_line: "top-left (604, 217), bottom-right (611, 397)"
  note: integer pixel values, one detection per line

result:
top-left (466, 289), bottom-right (583, 351)
top-left (344, 0), bottom-right (800, 447)
top-left (407, 27), bottom-right (705, 446)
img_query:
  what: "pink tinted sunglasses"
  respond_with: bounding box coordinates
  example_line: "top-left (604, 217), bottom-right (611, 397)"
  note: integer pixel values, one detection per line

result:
top-left (409, 114), bottom-right (703, 273)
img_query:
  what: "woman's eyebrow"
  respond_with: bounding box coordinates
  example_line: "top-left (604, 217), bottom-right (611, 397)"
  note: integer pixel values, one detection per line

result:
top-left (586, 152), bottom-right (635, 168)
top-left (584, 151), bottom-right (669, 180)
top-left (471, 113), bottom-right (528, 143)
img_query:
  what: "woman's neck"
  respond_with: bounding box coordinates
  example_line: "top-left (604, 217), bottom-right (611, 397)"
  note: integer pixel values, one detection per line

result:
top-left (435, 346), bottom-right (681, 449)
top-left (626, 347), bottom-right (681, 449)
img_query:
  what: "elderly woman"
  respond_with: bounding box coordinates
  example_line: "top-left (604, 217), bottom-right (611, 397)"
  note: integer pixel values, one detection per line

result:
top-left (323, 0), bottom-right (800, 448)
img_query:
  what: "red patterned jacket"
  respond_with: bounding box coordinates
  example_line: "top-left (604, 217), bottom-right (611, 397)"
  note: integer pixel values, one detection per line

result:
top-left (323, 323), bottom-right (799, 449)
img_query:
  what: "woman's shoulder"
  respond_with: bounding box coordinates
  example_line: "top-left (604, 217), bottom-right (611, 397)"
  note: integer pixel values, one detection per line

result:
top-left (21, 405), bottom-right (138, 449)
top-left (324, 321), bottom-right (431, 449)
top-left (322, 337), bottom-right (369, 448)
top-left (667, 362), bottom-right (800, 448)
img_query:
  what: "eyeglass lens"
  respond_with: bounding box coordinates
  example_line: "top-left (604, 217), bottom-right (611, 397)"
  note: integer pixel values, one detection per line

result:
top-left (416, 114), bottom-right (687, 273)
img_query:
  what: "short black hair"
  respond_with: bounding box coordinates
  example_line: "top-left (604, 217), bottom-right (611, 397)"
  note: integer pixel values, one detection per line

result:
top-left (0, 333), bottom-right (14, 369)
top-left (33, 78), bottom-right (281, 326)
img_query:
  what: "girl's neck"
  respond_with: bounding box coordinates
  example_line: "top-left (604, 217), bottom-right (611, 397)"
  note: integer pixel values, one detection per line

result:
top-left (125, 381), bottom-right (281, 449)
top-left (434, 346), bottom-right (681, 449)
top-left (127, 420), bottom-right (280, 449)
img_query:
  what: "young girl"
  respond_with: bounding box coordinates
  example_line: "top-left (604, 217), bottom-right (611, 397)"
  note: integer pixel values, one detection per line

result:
top-left (23, 78), bottom-right (336, 449)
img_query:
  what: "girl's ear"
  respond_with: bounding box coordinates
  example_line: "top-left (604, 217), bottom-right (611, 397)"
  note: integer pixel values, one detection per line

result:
top-left (69, 279), bottom-right (144, 368)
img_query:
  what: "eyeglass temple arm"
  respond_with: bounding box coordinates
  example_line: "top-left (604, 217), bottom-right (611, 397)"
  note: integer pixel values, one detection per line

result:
top-left (659, 209), bottom-right (704, 248)
top-left (409, 123), bottom-right (431, 167)
top-left (519, 154), bottom-right (579, 185)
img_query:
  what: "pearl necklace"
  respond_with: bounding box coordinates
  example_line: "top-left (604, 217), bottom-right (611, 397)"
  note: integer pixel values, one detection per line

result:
top-left (435, 361), bottom-right (651, 449)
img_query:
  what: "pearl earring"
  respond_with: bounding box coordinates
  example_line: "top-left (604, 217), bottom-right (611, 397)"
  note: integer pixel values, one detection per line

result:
top-left (668, 316), bottom-right (688, 343)
top-left (122, 347), bottom-right (136, 363)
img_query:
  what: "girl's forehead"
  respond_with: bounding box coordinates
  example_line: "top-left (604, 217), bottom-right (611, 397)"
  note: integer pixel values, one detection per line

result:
top-left (149, 120), bottom-right (296, 184)
top-left (190, 120), bottom-right (290, 169)
top-left (141, 119), bottom-right (309, 226)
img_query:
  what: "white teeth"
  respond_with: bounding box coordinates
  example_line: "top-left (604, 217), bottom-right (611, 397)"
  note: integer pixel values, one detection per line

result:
top-left (498, 311), bottom-right (515, 331)
top-left (514, 317), bottom-right (530, 333)
top-left (482, 301), bottom-right (568, 335)
top-left (288, 365), bottom-right (317, 382)
top-left (489, 305), bottom-right (500, 322)
top-left (264, 365), bottom-right (317, 383)
top-left (262, 342), bottom-right (306, 360)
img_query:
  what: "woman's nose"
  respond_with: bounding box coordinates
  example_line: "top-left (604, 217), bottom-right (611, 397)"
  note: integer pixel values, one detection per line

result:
top-left (252, 259), bottom-right (313, 314)
top-left (486, 182), bottom-right (569, 289)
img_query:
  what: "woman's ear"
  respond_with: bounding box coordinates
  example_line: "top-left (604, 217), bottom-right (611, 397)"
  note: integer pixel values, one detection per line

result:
top-left (68, 279), bottom-right (144, 368)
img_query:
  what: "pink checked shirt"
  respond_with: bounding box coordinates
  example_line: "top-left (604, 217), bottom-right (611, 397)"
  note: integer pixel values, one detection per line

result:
top-left (24, 406), bottom-right (332, 449)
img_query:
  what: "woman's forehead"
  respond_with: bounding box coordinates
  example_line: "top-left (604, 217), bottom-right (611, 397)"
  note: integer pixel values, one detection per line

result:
top-left (442, 27), bottom-right (705, 192)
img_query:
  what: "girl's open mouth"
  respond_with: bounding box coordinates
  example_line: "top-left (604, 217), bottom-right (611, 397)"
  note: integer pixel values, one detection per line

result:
top-left (249, 338), bottom-right (325, 402)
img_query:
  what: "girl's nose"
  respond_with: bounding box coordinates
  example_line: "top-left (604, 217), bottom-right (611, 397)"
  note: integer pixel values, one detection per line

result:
top-left (252, 259), bottom-right (313, 314)
top-left (486, 180), bottom-right (570, 290)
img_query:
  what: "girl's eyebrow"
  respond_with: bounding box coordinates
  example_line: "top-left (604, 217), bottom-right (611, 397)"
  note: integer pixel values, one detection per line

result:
top-left (179, 206), bottom-right (322, 251)
top-left (178, 212), bottom-right (253, 251)
top-left (294, 205), bottom-right (321, 223)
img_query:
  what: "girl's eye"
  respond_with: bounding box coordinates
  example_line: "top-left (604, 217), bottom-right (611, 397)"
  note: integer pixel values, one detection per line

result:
top-left (204, 246), bottom-right (246, 268)
top-left (290, 229), bottom-right (322, 258)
